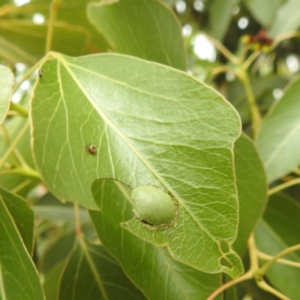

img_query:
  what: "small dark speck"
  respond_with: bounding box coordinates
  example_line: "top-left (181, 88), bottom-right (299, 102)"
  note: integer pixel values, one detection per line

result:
top-left (38, 69), bottom-right (43, 78)
top-left (88, 145), bottom-right (97, 155)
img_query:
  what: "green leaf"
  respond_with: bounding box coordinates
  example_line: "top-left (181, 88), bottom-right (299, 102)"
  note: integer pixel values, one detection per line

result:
top-left (43, 261), bottom-right (65, 300)
top-left (269, 0), bottom-right (300, 38)
top-left (34, 192), bottom-right (90, 222)
top-left (0, 0), bottom-right (109, 64)
top-left (59, 237), bottom-right (145, 300)
top-left (90, 179), bottom-right (222, 300)
top-left (31, 53), bottom-right (242, 276)
top-left (0, 195), bottom-right (45, 300)
top-left (87, 0), bottom-right (186, 70)
top-left (208, 0), bottom-right (238, 41)
top-left (244, 0), bottom-right (285, 27)
top-left (0, 21), bottom-right (89, 64)
top-left (0, 116), bottom-right (39, 196)
top-left (0, 65), bottom-right (13, 124)
top-left (227, 76), bottom-right (288, 125)
top-left (233, 133), bottom-right (267, 256)
top-left (41, 230), bottom-right (75, 275)
top-left (0, 186), bottom-right (34, 254)
top-left (238, 279), bottom-right (279, 300)
top-left (255, 193), bottom-right (300, 299)
top-left (256, 79), bottom-right (300, 182)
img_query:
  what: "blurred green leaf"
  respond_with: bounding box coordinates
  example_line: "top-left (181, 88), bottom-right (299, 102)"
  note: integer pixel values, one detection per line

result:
top-left (0, 195), bottom-right (45, 300)
top-left (0, 20), bottom-right (89, 65)
top-left (0, 186), bottom-right (34, 254)
top-left (269, 0), bottom-right (300, 38)
top-left (31, 53), bottom-right (242, 276)
top-left (238, 279), bottom-right (279, 300)
top-left (0, 116), bottom-right (39, 196)
top-left (87, 0), bottom-right (187, 70)
top-left (227, 76), bottom-right (288, 125)
top-left (209, 0), bottom-right (238, 41)
top-left (0, 65), bottom-right (13, 123)
top-left (233, 133), bottom-right (267, 256)
top-left (90, 179), bottom-right (222, 300)
top-left (59, 237), bottom-right (146, 300)
top-left (255, 193), bottom-right (300, 299)
top-left (43, 261), bottom-right (65, 300)
top-left (34, 192), bottom-right (89, 222)
top-left (41, 230), bottom-right (75, 275)
top-left (0, 0), bottom-right (109, 64)
top-left (256, 78), bottom-right (300, 182)
top-left (244, 0), bottom-right (285, 27)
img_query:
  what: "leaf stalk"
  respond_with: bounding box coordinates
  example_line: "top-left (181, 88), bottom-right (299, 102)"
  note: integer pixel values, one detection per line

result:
top-left (268, 177), bottom-right (300, 195)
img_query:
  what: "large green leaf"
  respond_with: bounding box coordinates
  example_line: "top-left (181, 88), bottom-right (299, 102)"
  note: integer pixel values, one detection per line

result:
top-left (58, 237), bottom-right (146, 300)
top-left (255, 193), bottom-right (300, 299)
top-left (256, 79), bottom-right (300, 182)
top-left (31, 52), bottom-right (242, 275)
top-left (90, 179), bottom-right (222, 300)
top-left (87, 0), bottom-right (186, 70)
top-left (269, 0), bottom-right (300, 38)
top-left (0, 195), bottom-right (45, 300)
top-left (0, 186), bottom-right (34, 254)
top-left (0, 65), bottom-right (13, 124)
top-left (233, 133), bottom-right (267, 256)
top-left (244, 0), bottom-right (285, 27)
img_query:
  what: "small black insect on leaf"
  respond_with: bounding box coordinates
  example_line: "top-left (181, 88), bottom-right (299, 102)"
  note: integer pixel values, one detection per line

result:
top-left (38, 69), bottom-right (43, 78)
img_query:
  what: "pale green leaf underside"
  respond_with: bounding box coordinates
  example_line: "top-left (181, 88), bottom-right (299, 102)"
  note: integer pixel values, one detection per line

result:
top-left (0, 196), bottom-right (45, 300)
top-left (256, 79), bottom-right (300, 182)
top-left (31, 53), bottom-right (242, 276)
top-left (0, 65), bottom-right (13, 124)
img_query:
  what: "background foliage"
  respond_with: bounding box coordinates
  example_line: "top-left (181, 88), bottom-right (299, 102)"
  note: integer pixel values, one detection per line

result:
top-left (1, 0), bottom-right (300, 299)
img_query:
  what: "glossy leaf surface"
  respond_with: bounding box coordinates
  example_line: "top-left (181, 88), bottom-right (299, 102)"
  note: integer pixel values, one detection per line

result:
top-left (232, 133), bottom-right (267, 255)
top-left (59, 237), bottom-right (145, 300)
top-left (87, 0), bottom-right (186, 70)
top-left (0, 65), bottom-right (13, 123)
top-left (255, 193), bottom-right (300, 299)
top-left (0, 186), bottom-right (34, 254)
top-left (90, 179), bottom-right (222, 300)
top-left (0, 195), bottom-right (45, 300)
top-left (256, 79), bottom-right (300, 182)
top-left (31, 52), bottom-right (242, 276)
